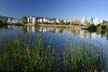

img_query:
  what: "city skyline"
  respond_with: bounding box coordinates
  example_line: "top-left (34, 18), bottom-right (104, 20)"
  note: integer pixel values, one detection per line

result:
top-left (0, 0), bottom-right (108, 20)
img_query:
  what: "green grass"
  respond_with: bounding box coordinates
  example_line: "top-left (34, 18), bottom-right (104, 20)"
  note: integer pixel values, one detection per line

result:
top-left (63, 42), bottom-right (103, 72)
top-left (0, 35), bottom-right (104, 72)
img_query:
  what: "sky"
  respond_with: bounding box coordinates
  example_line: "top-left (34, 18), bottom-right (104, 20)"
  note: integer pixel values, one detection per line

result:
top-left (0, 0), bottom-right (108, 20)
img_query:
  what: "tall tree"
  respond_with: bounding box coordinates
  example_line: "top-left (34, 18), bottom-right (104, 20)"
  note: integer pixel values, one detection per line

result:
top-left (0, 18), bottom-right (7, 26)
top-left (21, 16), bottom-right (27, 24)
top-left (60, 20), bottom-right (64, 25)
top-left (1, 18), bottom-right (7, 24)
top-left (73, 19), bottom-right (81, 25)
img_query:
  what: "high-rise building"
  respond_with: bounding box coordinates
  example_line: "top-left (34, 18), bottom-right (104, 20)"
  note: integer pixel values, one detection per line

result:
top-left (32, 17), bottom-right (36, 24)
top-left (89, 17), bottom-right (93, 24)
top-left (94, 18), bottom-right (100, 25)
top-left (56, 19), bottom-right (60, 23)
top-left (7, 18), bottom-right (11, 23)
top-left (82, 17), bottom-right (87, 24)
top-left (27, 16), bottom-right (36, 24)
top-left (27, 16), bottom-right (32, 23)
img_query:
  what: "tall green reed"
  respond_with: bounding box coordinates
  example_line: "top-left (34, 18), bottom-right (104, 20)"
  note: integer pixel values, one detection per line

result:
top-left (0, 35), bottom-right (104, 72)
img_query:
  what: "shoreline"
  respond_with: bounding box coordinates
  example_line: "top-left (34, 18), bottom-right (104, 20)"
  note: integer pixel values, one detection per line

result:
top-left (2, 23), bottom-right (87, 29)
top-left (39, 24), bottom-right (87, 29)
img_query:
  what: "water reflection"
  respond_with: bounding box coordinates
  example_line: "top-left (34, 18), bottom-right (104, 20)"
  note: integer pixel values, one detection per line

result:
top-left (3, 25), bottom-right (108, 41)
top-left (21, 26), bottom-right (36, 32)
top-left (0, 25), bottom-right (8, 29)
top-left (1, 25), bottom-right (108, 71)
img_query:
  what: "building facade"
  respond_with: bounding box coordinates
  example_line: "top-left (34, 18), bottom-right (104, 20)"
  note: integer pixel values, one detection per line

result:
top-left (27, 16), bottom-right (36, 24)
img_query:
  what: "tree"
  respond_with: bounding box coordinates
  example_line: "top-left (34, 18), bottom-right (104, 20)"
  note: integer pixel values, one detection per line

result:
top-left (102, 20), bottom-right (108, 25)
top-left (2, 18), bottom-right (7, 24)
top-left (72, 18), bottom-right (81, 25)
top-left (76, 19), bottom-right (81, 25)
top-left (21, 16), bottom-right (27, 24)
top-left (0, 20), bottom-right (2, 26)
top-left (0, 18), bottom-right (7, 26)
top-left (0, 20), bottom-right (1, 23)
top-left (83, 19), bottom-right (90, 27)
top-left (60, 20), bottom-right (64, 25)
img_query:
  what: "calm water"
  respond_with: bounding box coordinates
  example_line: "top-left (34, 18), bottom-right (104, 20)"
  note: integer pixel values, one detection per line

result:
top-left (0, 25), bottom-right (108, 71)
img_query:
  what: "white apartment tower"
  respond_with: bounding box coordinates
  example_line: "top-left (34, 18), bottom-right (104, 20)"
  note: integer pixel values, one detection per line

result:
top-left (32, 17), bottom-right (36, 24)
top-left (27, 16), bottom-right (36, 24)
top-left (94, 18), bottom-right (100, 25)
top-left (27, 16), bottom-right (33, 23)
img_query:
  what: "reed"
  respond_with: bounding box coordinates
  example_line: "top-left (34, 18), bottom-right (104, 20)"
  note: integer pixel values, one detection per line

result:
top-left (0, 35), bottom-right (104, 72)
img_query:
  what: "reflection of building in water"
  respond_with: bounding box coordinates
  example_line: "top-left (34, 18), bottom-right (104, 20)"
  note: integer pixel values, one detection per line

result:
top-left (79, 30), bottom-right (104, 39)
top-left (8, 25), bottom-right (17, 29)
top-left (98, 34), bottom-right (101, 38)
top-left (27, 26), bottom-right (35, 32)
top-left (91, 33), bottom-right (97, 38)
top-left (38, 27), bottom-right (47, 32)
top-left (90, 32), bottom-right (102, 38)
top-left (90, 32), bottom-right (101, 38)
top-left (55, 28), bottom-right (60, 33)
top-left (84, 31), bottom-right (90, 38)
top-left (63, 29), bottom-right (67, 33)
top-left (39, 27), bottom-right (43, 32)
top-left (37, 27), bottom-right (65, 33)
top-left (79, 30), bottom-right (90, 38)
top-left (42, 28), bottom-right (47, 32)
top-left (80, 30), bottom-right (84, 38)
top-left (71, 30), bottom-right (80, 36)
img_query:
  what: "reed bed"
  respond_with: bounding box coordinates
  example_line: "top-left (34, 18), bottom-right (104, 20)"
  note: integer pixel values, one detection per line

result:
top-left (0, 35), bottom-right (104, 72)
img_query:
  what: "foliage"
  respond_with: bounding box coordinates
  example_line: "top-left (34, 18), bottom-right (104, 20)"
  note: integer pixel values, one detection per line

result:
top-left (60, 20), bottom-right (65, 25)
top-left (87, 24), bottom-right (97, 32)
top-left (21, 16), bottom-right (27, 24)
top-left (0, 18), bottom-right (7, 26)
top-left (72, 19), bottom-right (81, 25)
top-left (2, 18), bottom-right (7, 24)
top-left (102, 20), bottom-right (108, 25)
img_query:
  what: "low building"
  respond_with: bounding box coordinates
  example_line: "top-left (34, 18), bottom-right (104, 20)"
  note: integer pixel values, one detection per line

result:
top-left (37, 18), bottom-right (43, 23)
top-left (7, 18), bottom-right (20, 24)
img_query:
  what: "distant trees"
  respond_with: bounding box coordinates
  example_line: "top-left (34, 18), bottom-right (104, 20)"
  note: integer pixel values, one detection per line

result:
top-left (83, 19), bottom-right (89, 25)
top-left (2, 18), bottom-right (7, 24)
top-left (75, 19), bottom-right (81, 25)
top-left (102, 20), bottom-right (108, 25)
top-left (0, 20), bottom-right (1, 24)
top-left (71, 19), bottom-right (81, 25)
top-left (21, 16), bottom-right (27, 24)
top-left (60, 20), bottom-right (65, 25)
top-left (0, 18), bottom-right (7, 26)
top-left (82, 19), bottom-right (90, 26)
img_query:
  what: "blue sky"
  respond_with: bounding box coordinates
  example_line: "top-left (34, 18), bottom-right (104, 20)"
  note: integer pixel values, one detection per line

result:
top-left (0, 0), bottom-right (108, 19)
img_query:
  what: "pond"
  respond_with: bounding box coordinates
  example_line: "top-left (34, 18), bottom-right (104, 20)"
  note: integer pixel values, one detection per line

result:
top-left (0, 25), bottom-right (108, 71)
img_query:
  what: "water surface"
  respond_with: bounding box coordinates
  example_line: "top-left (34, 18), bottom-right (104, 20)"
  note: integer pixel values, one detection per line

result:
top-left (0, 25), bottom-right (108, 71)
